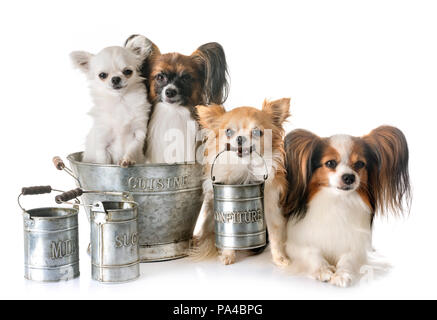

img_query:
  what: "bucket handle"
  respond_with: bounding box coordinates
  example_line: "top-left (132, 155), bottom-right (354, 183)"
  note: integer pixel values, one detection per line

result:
top-left (52, 157), bottom-right (133, 204)
top-left (18, 185), bottom-right (72, 212)
top-left (210, 144), bottom-right (269, 182)
top-left (55, 188), bottom-right (133, 206)
top-left (53, 156), bottom-right (80, 185)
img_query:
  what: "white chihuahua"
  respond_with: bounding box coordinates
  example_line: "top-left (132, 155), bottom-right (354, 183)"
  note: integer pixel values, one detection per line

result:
top-left (71, 42), bottom-right (153, 166)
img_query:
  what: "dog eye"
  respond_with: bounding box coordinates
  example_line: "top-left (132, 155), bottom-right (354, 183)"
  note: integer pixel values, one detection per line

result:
top-left (180, 74), bottom-right (191, 82)
top-left (252, 128), bottom-right (263, 138)
top-left (123, 69), bottom-right (133, 77)
top-left (354, 161), bottom-right (366, 170)
top-left (225, 128), bottom-right (234, 137)
top-left (325, 160), bottom-right (337, 169)
top-left (156, 73), bottom-right (166, 82)
top-left (99, 72), bottom-right (108, 80)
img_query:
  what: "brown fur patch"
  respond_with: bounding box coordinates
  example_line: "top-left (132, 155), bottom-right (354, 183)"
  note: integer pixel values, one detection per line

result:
top-left (307, 146), bottom-right (340, 202)
top-left (283, 130), bottom-right (325, 219)
top-left (349, 139), bottom-right (373, 211)
top-left (196, 104), bottom-right (226, 130)
top-left (149, 53), bottom-right (203, 107)
top-left (362, 126), bottom-right (411, 215)
top-left (142, 42), bottom-right (228, 109)
top-left (262, 98), bottom-right (291, 127)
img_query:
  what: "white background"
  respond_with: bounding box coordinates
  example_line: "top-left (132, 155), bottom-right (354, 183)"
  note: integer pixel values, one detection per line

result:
top-left (0, 0), bottom-right (436, 300)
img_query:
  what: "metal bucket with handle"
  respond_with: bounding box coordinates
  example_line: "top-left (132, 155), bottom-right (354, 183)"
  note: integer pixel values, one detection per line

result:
top-left (210, 149), bottom-right (268, 250)
top-left (55, 188), bottom-right (140, 283)
top-left (18, 186), bottom-right (80, 282)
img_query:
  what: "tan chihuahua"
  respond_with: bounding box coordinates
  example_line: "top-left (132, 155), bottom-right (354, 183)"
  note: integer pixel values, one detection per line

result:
top-left (191, 99), bottom-right (291, 266)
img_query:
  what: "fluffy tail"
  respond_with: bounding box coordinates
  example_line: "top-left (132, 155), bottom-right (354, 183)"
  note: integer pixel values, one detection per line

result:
top-left (188, 233), bottom-right (218, 261)
top-left (189, 194), bottom-right (218, 261)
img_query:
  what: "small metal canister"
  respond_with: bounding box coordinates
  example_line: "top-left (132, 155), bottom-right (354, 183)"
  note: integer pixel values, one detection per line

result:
top-left (90, 200), bottom-right (140, 283)
top-left (19, 186), bottom-right (80, 282)
top-left (211, 150), bottom-right (268, 250)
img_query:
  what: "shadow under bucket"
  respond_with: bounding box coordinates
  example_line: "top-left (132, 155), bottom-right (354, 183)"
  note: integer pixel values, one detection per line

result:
top-left (67, 152), bottom-right (203, 262)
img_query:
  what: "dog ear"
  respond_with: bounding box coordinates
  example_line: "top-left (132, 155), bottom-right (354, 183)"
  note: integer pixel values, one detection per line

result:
top-left (283, 129), bottom-right (323, 220)
top-left (192, 42), bottom-right (229, 105)
top-left (195, 104), bottom-right (226, 129)
top-left (362, 125), bottom-right (411, 215)
top-left (70, 51), bottom-right (93, 73)
top-left (262, 98), bottom-right (291, 127)
top-left (125, 34), bottom-right (161, 59)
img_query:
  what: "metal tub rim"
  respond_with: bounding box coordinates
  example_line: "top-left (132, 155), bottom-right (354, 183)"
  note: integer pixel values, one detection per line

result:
top-left (67, 152), bottom-right (198, 168)
top-left (212, 181), bottom-right (265, 188)
top-left (97, 201), bottom-right (138, 213)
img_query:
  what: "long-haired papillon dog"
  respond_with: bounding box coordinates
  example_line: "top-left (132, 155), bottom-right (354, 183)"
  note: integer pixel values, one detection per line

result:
top-left (283, 126), bottom-right (411, 287)
top-left (191, 99), bottom-right (291, 266)
top-left (71, 43), bottom-right (153, 166)
top-left (125, 34), bottom-right (229, 164)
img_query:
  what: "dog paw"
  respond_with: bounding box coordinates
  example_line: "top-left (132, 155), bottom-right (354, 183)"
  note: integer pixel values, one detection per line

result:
top-left (330, 271), bottom-right (353, 288)
top-left (314, 265), bottom-right (335, 282)
top-left (272, 254), bottom-right (291, 268)
top-left (119, 159), bottom-right (136, 168)
top-left (219, 250), bottom-right (236, 265)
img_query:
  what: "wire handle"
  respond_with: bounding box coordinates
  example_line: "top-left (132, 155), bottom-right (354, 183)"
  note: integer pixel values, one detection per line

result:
top-left (18, 185), bottom-right (65, 212)
top-left (55, 188), bottom-right (133, 207)
top-left (210, 144), bottom-right (269, 182)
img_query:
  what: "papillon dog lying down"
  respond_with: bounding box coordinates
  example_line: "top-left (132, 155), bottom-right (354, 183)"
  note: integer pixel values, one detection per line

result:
top-left (125, 34), bottom-right (229, 164)
top-left (71, 42), bottom-right (154, 166)
top-left (283, 126), bottom-right (411, 287)
top-left (191, 99), bottom-right (291, 266)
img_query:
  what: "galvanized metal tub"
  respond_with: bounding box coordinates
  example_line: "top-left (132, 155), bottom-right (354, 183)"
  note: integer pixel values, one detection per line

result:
top-left (23, 207), bottom-right (80, 282)
top-left (91, 201), bottom-right (139, 283)
top-left (213, 182), bottom-right (267, 250)
top-left (67, 152), bottom-right (203, 262)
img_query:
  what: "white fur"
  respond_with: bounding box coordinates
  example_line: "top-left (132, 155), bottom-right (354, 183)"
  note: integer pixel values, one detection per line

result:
top-left (286, 135), bottom-right (372, 287)
top-left (328, 135), bottom-right (359, 189)
top-left (145, 102), bottom-right (197, 164)
top-left (71, 46), bottom-right (152, 165)
top-left (84, 84), bottom-right (150, 164)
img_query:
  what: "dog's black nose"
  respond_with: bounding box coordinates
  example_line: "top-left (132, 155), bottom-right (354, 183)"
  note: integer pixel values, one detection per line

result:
top-left (237, 136), bottom-right (246, 145)
top-left (165, 88), bottom-right (178, 98)
top-left (112, 77), bottom-right (121, 85)
top-left (342, 174), bottom-right (356, 185)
